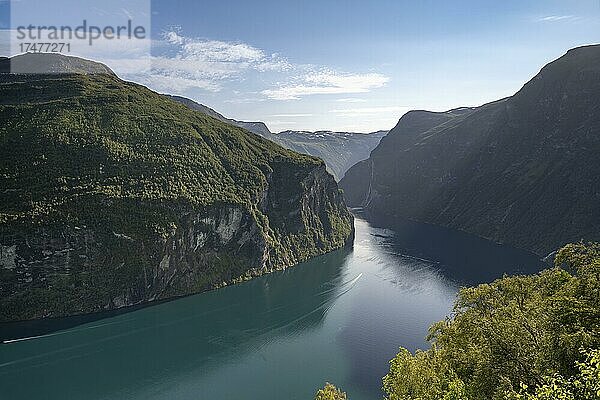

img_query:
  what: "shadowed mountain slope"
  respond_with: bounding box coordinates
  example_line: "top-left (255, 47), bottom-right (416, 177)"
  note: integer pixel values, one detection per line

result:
top-left (340, 45), bottom-right (600, 255)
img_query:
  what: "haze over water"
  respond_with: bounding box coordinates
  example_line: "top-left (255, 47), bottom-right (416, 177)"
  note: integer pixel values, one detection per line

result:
top-left (0, 216), bottom-right (542, 400)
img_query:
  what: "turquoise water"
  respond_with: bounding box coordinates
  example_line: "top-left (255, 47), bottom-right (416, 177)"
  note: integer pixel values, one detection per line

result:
top-left (0, 216), bottom-right (541, 400)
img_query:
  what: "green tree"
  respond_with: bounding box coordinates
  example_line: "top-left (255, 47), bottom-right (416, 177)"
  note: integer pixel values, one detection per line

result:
top-left (314, 383), bottom-right (347, 400)
top-left (504, 349), bottom-right (600, 400)
top-left (380, 242), bottom-right (600, 400)
top-left (383, 347), bottom-right (467, 400)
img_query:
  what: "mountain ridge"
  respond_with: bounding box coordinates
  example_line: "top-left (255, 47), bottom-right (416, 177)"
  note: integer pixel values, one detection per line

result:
top-left (340, 44), bottom-right (600, 255)
top-left (165, 94), bottom-right (273, 137)
top-left (0, 53), bottom-right (116, 75)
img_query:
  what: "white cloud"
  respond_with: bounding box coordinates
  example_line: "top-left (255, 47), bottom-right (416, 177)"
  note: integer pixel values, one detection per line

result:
top-left (2, 26), bottom-right (388, 113)
top-left (254, 54), bottom-right (292, 72)
top-left (121, 8), bottom-right (133, 20)
top-left (4, 28), bottom-right (268, 94)
top-left (127, 31), bottom-right (292, 94)
top-left (164, 30), bottom-right (184, 45)
top-left (182, 40), bottom-right (265, 63)
top-left (267, 120), bottom-right (298, 127)
top-left (223, 97), bottom-right (267, 104)
top-left (536, 15), bottom-right (578, 22)
top-left (262, 71), bottom-right (389, 100)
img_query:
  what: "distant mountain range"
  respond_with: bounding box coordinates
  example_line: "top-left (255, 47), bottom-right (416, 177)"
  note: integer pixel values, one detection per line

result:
top-left (340, 45), bottom-right (600, 256)
top-left (168, 96), bottom-right (387, 180)
top-left (271, 130), bottom-right (387, 181)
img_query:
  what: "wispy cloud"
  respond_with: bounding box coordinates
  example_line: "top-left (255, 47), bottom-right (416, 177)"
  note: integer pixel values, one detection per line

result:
top-left (140, 37), bottom-right (388, 100)
top-left (175, 38), bottom-right (265, 63)
top-left (262, 71), bottom-right (389, 100)
top-left (121, 8), bottom-right (133, 20)
top-left (536, 15), bottom-right (578, 22)
top-left (136, 74), bottom-right (220, 93)
top-left (164, 30), bottom-right (184, 45)
top-left (3, 25), bottom-right (389, 112)
top-left (126, 30), bottom-right (292, 93)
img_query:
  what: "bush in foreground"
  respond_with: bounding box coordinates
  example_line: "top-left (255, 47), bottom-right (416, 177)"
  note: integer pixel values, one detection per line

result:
top-left (314, 383), bottom-right (347, 400)
top-left (381, 242), bottom-right (600, 400)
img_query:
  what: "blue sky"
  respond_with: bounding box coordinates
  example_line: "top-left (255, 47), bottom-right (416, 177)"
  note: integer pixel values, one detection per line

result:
top-left (2, 0), bottom-right (600, 132)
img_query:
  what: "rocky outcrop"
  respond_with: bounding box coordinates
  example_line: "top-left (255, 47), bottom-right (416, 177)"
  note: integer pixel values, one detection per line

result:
top-left (0, 163), bottom-right (352, 322)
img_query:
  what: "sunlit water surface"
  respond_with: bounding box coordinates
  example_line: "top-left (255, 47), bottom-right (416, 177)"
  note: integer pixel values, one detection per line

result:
top-left (0, 215), bottom-right (542, 400)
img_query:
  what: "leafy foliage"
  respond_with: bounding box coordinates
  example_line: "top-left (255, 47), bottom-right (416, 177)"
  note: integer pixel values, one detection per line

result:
top-left (167, 95), bottom-right (387, 181)
top-left (382, 242), bottom-right (600, 400)
top-left (0, 73), bottom-right (322, 226)
top-left (314, 383), bottom-right (347, 400)
top-left (504, 349), bottom-right (600, 400)
top-left (383, 348), bottom-right (467, 400)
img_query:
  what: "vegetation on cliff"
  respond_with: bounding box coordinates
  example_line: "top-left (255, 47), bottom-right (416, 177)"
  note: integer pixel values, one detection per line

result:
top-left (0, 54), bottom-right (353, 322)
top-left (380, 242), bottom-right (600, 400)
top-left (313, 243), bottom-right (599, 400)
top-left (314, 383), bottom-right (347, 400)
top-left (167, 95), bottom-right (387, 181)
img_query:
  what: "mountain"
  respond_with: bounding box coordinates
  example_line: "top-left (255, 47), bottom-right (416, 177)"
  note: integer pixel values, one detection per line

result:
top-left (167, 96), bottom-right (387, 180)
top-left (272, 130), bottom-right (387, 181)
top-left (0, 53), bottom-right (354, 322)
top-left (340, 107), bottom-right (474, 206)
top-left (0, 53), bottom-right (116, 75)
top-left (166, 95), bottom-right (272, 137)
top-left (340, 45), bottom-right (600, 255)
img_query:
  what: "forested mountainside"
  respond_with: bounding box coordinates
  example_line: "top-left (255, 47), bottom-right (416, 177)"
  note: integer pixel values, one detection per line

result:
top-left (0, 53), bottom-right (353, 322)
top-left (168, 96), bottom-right (387, 180)
top-left (340, 45), bottom-right (600, 255)
top-left (166, 95), bottom-right (273, 137)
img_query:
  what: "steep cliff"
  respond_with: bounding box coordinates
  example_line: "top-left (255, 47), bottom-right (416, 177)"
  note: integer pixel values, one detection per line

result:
top-left (0, 54), bottom-right (353, 322)
top-left (340, 45), bottom-right (600, 255)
